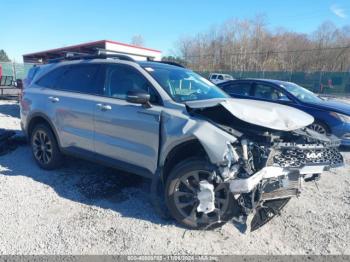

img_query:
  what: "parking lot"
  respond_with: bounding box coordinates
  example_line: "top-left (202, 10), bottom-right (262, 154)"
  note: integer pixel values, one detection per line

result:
top-left (0, 99), bottom-right (350, 255)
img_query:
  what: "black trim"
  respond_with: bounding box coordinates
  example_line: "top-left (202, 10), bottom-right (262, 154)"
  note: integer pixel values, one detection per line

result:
top-left (61, 146), bottom-right (154, 179)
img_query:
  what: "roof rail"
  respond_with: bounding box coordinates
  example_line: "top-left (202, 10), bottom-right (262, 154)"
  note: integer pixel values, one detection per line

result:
top-left (47, 49), bottom-right (136, 63)
top-left (157, 61), bottom-right (185, 68)
top-left (145, 57), bottom-right (185, 68)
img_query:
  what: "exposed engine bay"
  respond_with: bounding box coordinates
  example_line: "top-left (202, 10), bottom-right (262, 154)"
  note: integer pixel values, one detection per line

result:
top-left (186, 101), bottom-right (344, 231)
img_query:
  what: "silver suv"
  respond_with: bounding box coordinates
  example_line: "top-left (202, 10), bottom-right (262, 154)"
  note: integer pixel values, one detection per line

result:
top-left (20, 53), bottom-right (343, 231)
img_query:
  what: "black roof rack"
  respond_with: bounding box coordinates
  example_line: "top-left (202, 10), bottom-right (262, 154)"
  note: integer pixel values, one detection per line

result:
top-left (145, 57), bottom-right (184, 68)
top-left (47, 49), bottom-right (136, 63)
top-left (157, 61), bottom-right (185, 68)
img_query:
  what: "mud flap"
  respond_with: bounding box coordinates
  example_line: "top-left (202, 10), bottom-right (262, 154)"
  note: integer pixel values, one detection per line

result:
top-left (250, 198), bottom-right (291, 232)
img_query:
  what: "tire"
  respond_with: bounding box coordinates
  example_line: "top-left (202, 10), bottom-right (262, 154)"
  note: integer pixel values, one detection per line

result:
top-left (30, 124), bottom-right (62, 170)
top-left (308, 121), bottom-right (329, 135)
top-left (165, 158), bottom-right (239, 230)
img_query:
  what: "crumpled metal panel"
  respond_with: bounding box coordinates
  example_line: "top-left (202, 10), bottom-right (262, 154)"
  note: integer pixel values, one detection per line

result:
top-left (186, 98), bottom-right (314, 131)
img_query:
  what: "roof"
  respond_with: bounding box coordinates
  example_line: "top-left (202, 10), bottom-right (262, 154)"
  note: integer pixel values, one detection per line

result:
top-left (23, 40), bottom-right (161, 57)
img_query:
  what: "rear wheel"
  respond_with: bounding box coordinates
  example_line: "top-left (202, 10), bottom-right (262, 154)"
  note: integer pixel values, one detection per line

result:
top-left (30, 124), bottom-right (62, 170)
top-left (165, 159), bottom-right (239, 229)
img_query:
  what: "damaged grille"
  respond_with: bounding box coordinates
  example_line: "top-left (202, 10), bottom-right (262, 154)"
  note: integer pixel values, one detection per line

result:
top-left (272, 144), bottom-right (343, 168)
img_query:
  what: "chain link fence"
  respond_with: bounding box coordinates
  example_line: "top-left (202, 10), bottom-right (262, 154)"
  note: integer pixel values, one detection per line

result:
top-left (1, 62), bottom-right (350, 95)
top-left (0, 62), bottom-right (35, 82)
top-left (197, 71), bottom-right (350, 95)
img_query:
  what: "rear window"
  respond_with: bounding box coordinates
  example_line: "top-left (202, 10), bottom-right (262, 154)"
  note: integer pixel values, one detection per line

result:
top-left (56, 64), bottom-right (101, 94)
top-left (36, 64), bottom-right (102, 94)
top-left (36, 66), bottom-right (67, 89)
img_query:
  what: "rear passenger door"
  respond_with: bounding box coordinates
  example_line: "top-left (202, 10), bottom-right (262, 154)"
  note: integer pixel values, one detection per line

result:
top-left (36, 63), bottom-right (103, 152)
top-left (93, 63), bottom-right (162, 176)
top-left (221, 81), bottom-right (253, 99)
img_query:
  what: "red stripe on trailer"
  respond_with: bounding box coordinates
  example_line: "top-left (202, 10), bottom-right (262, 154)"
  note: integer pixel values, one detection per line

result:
top-left (23, 40), bottom-right (161, 57)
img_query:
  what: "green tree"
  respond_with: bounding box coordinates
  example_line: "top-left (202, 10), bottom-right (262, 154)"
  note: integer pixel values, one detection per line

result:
top-left (0, 49), bottom-right (10, 62)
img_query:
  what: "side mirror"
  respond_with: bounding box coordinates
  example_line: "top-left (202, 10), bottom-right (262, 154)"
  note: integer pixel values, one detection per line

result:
top-left (126, 90), bottom-right (151, 107)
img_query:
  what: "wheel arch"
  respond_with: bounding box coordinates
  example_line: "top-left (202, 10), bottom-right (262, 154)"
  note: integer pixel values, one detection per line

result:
top-left (161, 139), bottom-right (208, 183)
top-left (27, 113), bottom-right (61, 147)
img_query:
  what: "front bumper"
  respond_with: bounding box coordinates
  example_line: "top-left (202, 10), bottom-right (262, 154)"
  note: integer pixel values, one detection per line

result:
top-left (229, 141), bottom-right (343, 198)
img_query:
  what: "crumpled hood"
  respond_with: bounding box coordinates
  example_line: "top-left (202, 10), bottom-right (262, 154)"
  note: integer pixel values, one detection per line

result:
top-left (186, 98), bottom-right (314, 131)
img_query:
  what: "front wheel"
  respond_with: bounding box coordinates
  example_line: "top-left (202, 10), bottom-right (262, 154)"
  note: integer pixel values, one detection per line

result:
top-left (165, 158), bottom-right (239, 229)
top-left (308, 121), bottom-right (329, 135)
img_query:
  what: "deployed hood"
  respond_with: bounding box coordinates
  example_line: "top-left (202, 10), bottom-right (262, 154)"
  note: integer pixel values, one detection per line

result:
top-left (186, 98), bottom-right (314, 131)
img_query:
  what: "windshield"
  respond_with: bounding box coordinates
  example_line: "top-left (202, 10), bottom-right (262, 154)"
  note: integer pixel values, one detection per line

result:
top-left (143, 65), bottom-right (229, 102)
top-left (280, 82), bottom-right (322, 103)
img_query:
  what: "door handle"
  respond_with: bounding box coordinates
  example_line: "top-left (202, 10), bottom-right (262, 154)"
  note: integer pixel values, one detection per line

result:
top-left (48, 96), bottom-right (59, 103)
top-left (96, 103), bottom-right (112, 111)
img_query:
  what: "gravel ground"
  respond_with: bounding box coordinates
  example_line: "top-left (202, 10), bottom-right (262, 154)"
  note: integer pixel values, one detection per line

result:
top-left (0, 99), bottom-right (349, 255)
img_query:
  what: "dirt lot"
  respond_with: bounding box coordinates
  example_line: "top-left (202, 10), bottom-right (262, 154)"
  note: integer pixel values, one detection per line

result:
top-left (0, 99), bottom-right (349, 255)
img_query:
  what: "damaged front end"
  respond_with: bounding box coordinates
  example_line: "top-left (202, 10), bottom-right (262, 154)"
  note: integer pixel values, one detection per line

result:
top-left (186, 99), bottom-right (344, 231)
top-left (225, 130), bottom-right (342, 231)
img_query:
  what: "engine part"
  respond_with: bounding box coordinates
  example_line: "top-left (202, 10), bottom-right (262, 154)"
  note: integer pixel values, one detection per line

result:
top-left (261, 171), bottom-right (301, 200)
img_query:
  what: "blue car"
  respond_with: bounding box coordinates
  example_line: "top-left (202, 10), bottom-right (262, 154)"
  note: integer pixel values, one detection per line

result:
top-left (218, 79), bottom-right (350, 146)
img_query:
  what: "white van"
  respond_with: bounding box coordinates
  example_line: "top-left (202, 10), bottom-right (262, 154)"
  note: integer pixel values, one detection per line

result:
top-left (209, 73), bottom-right (234, 84)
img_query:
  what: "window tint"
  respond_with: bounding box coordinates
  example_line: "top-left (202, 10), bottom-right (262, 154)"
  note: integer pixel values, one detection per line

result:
top-left (218, 75), bottom-right (224, 80)
top-left (253, 83), bottom-right (288, 101)
top-left (56, 64), bottom-right (101, 94)
top-left (36, 66), bottom-right (67, 89)
top-left (105, 64), bottom-right (160, 104)
top-left (224, 83), bottom-right (251, 96)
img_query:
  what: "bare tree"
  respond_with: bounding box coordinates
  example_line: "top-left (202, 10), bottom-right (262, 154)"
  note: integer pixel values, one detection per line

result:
top-left (131, 35), bottom-right (145, 47)
top-left (175, 16), bottom-right (350, 73)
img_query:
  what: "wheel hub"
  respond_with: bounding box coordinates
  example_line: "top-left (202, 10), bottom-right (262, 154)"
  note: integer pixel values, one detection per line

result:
top-left (32, 130), bottom-right (53, 164)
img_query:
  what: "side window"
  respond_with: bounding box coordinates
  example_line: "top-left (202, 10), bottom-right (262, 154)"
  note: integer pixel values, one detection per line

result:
top-left (105, 64), bottom-right (160, 104)
top-left (218, 75), bottom-right (224, 80)
top-left (253, 83), bottom-right (289, 101)
top-left (224, 83), bottom-right (251, 96)
top-left (55, 64), bottom-right (102, 94)
top-left (36, 67), bottom-right (67, 89)
top-left (211, 75), bottom-right (217, 80)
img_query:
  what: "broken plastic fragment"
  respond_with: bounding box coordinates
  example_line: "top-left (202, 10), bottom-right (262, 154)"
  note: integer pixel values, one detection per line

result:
top-left (196, 180), bottom-right (215, 214)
